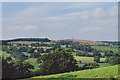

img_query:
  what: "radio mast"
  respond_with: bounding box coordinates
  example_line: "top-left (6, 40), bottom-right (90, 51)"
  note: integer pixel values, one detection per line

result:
top-left (72, 35), bottom-right (74, 40)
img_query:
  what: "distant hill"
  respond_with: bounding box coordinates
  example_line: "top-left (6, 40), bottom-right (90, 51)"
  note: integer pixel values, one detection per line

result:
top-left (2, 38), bottom-right (51, 42)
top-left (52, 39), bottom-right (108, 45)
top-left (2, 38), bottom-right (110, 45)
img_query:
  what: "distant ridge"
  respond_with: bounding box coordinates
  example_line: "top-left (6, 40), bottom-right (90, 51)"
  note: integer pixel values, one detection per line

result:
top-left (52, 39), bottom-right (108, 45)
top-left (2, 38), bottom-right (110, 45)
top-left (2, 38), bottom-right (51, 42)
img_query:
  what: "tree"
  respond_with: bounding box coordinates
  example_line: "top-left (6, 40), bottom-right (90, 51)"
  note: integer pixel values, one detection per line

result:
top-left (27, 47), bottom-right (34, 53)
top-left (82, 62), bottom-right (99, 69)
top-left (66, 44), bottom-right (68, 48)
top-left (2, 58), bottom-right (34, 78)
top-left (30, 52), bottom-right (41, 58)
top-left (108, 57), bottom-right (120, 65)
top-left (6, 56), bottom-right (12, 61)
top-left (94, 56), bottom-right (100, 63)
top-left (76, 52), bottom-right (82, 56)
top-left (105, 56), bottom-right (110, 63)
top-left (93, 51), bottom-right (101, 56)
top-left (38, 48), bottom-right (44, 53)
top-left (37, 48), bottom-right (78, 75)
top-left (13, 60), bottom-right (34, 78)
top-left (104, 51), bottom-right (112, 57)
top-left (18, 47), bottom-right (27, 52)
top-left (2, 58), bottom-right (16, 78)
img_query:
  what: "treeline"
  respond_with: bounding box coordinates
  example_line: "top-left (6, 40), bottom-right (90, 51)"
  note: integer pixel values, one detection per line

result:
top-left (2, 38), bottom-right (51, 42)
top-left (101, 41), bottom-right (120, 45)
top-left (2, 44), bottom-right (44, 61)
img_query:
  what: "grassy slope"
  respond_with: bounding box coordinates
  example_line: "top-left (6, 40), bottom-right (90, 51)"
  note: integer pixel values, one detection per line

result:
top-left (21, 65), bottom-right (118, 79)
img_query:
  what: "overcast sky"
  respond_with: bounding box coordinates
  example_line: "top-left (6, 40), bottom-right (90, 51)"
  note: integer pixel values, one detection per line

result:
top-left (2, 2), bottom-right (118, 41)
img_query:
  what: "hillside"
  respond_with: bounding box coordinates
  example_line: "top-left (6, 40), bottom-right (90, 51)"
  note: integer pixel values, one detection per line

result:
top-left (21, 65), bottom-right (118, 79)
top-left (2, 38), bottom-right (109, 45)
top-left (52, 39), bottom-right (108, 45)
top-left (2, 38), bottom-right (119, 79)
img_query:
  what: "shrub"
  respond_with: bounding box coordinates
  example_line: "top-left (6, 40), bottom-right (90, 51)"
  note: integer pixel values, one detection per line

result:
top-left (82, 62), bottom-right (99, 69)
top-left (94, 56), bottom-right (100, 63)
top-left (108, 57), bottom-right (120, 65)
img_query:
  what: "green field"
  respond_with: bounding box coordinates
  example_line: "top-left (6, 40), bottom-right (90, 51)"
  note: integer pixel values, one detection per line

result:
top-left (98, 63), bottom-right (111, 67)
top-left (77, 63), bottom-right (110, 68)
top-left (21, 65), bottom-right (118, 79)
top-left (91, 45), bottom-right (118, 53)
top-left (26, 58), bottom-right (37, 63)
top-left (74, 56), bottom-right (106, 63)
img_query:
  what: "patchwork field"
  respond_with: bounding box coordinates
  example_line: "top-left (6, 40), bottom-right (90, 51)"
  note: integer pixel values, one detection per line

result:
top-left (2, 39), bottom-right (119, 79)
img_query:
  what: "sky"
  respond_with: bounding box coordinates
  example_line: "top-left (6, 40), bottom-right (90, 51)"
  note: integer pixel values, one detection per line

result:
top-left (2, 2), bottom-right (118, 41)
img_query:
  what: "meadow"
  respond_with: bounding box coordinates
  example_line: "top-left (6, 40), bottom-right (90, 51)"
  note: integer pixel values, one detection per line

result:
top-left (74, 56), bottom-right (106, 63)
top-left (91, 45), bottom-right (118, 53)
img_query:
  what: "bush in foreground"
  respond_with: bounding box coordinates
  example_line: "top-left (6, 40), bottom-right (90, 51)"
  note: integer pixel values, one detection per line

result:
top-left (2, 58), bottom-right (34, 79)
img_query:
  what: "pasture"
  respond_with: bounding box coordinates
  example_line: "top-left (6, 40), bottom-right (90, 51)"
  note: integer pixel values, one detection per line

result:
top-left (26, 58), bottom-right (37, 63)
top-left (91, 45), bottom-right (118, 53)
top-left (74, 56), bottom-right (106, 63)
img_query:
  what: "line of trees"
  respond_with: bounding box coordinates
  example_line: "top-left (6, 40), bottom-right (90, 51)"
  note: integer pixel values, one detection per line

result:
top-left (2, 38), bottom-right (51, 42)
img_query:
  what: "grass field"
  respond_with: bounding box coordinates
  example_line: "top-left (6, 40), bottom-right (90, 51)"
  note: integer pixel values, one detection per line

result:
top-left (77, 63), bottom-right (111, 68)
top-left (26, 58), bottom-right (37, 63)
top-left (74, 56), bottom-right (106, 63)
top-left (98, 63), bottom-right (111, 67)
top-left (91, 45), bottom-right (118, 53)
top-left (21, 65), bottom-right (118, 79)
